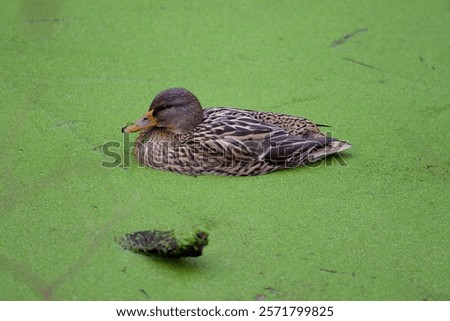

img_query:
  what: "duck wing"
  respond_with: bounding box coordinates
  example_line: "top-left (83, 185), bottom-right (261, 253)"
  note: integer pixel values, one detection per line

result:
top-left (190, 116), bottom-right (332, 167)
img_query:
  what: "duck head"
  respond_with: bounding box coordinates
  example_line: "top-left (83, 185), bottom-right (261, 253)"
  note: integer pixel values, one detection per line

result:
top-left (122, 88), bottom-right (203, 134)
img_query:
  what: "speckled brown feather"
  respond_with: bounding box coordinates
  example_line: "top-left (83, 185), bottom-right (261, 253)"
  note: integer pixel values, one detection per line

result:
top-left (133, 105), bottom-right (351, 176)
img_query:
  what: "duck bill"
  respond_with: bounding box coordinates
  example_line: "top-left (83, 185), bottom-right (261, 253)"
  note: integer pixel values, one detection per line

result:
top-left (122, 110), bottom-right (157, 133)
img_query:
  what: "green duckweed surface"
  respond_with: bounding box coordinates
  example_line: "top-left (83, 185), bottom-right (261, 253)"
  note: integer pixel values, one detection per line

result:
top-left (0, 0), bottom-right (448, 300)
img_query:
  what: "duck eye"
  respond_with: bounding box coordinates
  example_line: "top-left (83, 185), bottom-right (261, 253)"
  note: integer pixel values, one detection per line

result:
top-left (143, 117), bottom-right (148, 120)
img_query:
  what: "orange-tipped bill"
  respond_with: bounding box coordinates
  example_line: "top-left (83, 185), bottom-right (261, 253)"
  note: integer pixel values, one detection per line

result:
top-left (122, 110), bottom-right (157, 133)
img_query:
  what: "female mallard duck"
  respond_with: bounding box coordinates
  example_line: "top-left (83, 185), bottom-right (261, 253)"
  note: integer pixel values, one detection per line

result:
top-left (122, 88), bottom-right (351, 176)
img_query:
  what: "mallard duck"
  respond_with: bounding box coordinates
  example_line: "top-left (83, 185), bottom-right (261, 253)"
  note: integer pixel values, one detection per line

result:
top-left (122, 88), bottom-right (351, 176)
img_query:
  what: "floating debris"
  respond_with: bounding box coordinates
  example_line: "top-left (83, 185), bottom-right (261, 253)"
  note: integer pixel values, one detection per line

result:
top-left (118, 229), bottom-right (209, 258)
top-left (331, 28), bottom-right (368, 48)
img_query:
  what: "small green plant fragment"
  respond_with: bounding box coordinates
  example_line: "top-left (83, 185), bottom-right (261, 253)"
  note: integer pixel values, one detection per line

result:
top-left (119, 229), bottom-right (209, 258)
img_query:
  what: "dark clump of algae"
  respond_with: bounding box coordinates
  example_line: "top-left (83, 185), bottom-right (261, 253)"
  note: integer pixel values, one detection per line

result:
top-left (118, 229), bottom-right (209, 258)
